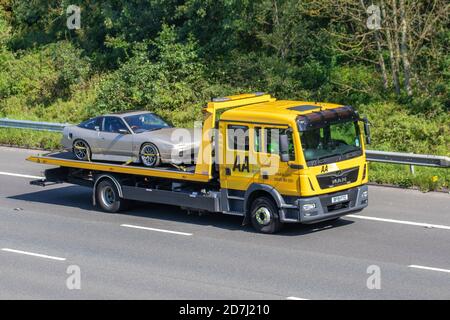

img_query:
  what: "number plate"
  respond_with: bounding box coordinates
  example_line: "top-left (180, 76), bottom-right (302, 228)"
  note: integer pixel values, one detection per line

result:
top-left (331, 194), bottom-right (348, 204)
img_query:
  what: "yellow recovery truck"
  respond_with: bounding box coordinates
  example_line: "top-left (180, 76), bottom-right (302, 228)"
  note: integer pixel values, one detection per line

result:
top-left (27, 93), bottom-right (371, 233)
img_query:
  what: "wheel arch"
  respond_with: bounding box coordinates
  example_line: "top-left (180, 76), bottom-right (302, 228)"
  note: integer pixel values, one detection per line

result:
top-left (73, 138), bottom-right (90, 147)
top-left (92, 174), bottom-right (123, 206)
top-left (139, 141), bottom-right (160, 153)
top-left (72, 138), bottom-right (92, 160)
top-left (243, 183), bottom-right (285, 219)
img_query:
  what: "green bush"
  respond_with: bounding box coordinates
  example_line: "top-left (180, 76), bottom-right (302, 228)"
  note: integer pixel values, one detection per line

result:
top-left (0, 128), bottom-right (61, 150)
top-left (358, 102), bottom-right (449, 156)
top-left (0, 40), bottom-right (90, 109)
top-left (91, 25), bottom-right (209, 127)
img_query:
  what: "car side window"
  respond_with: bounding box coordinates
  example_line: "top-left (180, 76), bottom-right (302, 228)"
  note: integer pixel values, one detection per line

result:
top-left (103, 117), bottom-right (128, 133)
top-left (79, 117), bottom-right (102, 130)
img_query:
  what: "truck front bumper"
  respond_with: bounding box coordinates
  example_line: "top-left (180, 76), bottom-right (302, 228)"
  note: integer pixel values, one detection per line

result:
top-left (280, 185), bottom-right (368, 223)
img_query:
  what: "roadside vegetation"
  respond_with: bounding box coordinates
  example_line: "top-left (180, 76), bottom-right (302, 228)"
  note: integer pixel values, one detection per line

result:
top-left (0, 1), bottom-right (448, 191)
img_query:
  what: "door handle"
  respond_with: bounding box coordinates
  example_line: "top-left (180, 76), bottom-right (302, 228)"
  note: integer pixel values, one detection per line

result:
top-left (225, 168), bottom-right (231, 175)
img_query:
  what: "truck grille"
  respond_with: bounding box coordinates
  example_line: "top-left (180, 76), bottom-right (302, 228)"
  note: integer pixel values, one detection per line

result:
top-left (317, 167), bottom-right (359, 189)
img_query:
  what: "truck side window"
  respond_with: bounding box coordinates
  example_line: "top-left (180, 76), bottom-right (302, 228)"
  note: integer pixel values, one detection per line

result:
top-left (228, 125), bottom-right (249, 151)
top-left (284, 129), bottom-right (296, 161)
top-left (264, 128), bottom-right (280, 154)
top-left (254, 127), bottom-right (262, 152)
top-left (263, 128), bottom-right (295, 160)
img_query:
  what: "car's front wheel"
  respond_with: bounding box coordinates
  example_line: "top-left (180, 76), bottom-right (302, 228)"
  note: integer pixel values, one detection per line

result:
top-left (140, 143), bottom-right (161, 167)
top-left (73, 140), bottom-right (91, 161)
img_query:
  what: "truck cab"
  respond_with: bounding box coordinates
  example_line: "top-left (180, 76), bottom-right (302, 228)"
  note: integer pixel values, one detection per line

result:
top-left (207, 94), bottom-right (370, 232)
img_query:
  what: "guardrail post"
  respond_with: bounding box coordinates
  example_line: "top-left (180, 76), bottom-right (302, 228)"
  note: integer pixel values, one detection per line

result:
top-left (409, 164), bottom-right (415, 175)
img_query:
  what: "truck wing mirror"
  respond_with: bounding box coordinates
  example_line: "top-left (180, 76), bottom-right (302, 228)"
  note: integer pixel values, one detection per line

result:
top-left (363, 117), bottom-right (371, 145)
top-left (280, 133), bottom-right (290, 162)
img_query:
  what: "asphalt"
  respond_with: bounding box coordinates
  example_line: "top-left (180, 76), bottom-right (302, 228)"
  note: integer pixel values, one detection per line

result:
top-left (0, 146), bottom-right (449, 299)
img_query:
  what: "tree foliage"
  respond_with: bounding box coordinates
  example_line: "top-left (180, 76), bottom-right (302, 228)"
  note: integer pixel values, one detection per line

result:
top-left (0, 0), bottom-right (448, 127)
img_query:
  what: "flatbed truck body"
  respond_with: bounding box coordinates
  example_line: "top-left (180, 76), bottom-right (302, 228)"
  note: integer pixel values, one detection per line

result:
top-left (27, 93), bottom-right (370, 233)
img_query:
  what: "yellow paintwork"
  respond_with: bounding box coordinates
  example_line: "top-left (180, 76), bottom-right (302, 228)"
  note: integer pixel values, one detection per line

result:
top-left (27, 93), bottom-right (368, 197)
top-left (26, 155), bottom-right (211, 183)
top-left (215, 93), bottom-right (368, 197)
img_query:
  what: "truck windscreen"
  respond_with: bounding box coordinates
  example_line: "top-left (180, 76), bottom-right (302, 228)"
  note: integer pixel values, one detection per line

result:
top-left (296, 107), bottom-right (362, 166)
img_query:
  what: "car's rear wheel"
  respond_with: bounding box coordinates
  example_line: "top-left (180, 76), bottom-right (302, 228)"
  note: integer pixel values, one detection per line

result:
top-left (73, 140), bottom-right (91, 161)
top-left (140, 143), bottom-right (161, 167)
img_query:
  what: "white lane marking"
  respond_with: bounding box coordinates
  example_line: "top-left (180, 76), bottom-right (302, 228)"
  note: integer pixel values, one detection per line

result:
top-left (347, 214), bottom-right (450, 230)
top-left (286, 296), bottom-right (309, 300)
top-left (2, 248), bottom-right (66, 261)
top-left (0, 171), bottom-right (43, 179)
top-left (121, 224), bottom-right (193, 236)
top-left (408, 265), bottom-right (450, 274)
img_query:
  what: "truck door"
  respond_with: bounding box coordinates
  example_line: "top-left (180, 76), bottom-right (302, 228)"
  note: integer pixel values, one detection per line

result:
top-left (253, 126), bottom-right (299, 196)
top-left (220, 123), bottom-right (255, 193)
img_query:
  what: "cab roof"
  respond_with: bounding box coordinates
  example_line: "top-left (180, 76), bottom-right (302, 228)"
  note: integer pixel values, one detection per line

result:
top-left (219, 96), bottom-right (345, 124)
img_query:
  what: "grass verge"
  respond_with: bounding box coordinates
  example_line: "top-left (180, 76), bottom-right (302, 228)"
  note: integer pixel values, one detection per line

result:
top-left (0, 128), bottom-right (61, 150)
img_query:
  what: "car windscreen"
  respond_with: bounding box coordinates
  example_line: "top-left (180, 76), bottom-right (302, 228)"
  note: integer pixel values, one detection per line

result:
top-left (124, 113), bottom-right (171, 133)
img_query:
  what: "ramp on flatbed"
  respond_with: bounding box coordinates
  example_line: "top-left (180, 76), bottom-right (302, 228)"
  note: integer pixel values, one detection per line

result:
top-left (26, 152), bottom-right (211, 183)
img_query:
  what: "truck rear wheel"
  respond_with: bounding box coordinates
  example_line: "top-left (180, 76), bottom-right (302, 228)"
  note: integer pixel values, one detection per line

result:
top-left (250, 196), bottom-right (283, 234)
top-left (95, 179), bottom-right (128, 213)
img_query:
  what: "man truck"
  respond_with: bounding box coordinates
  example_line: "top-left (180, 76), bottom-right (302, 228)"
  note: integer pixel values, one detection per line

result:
top-left (27, 93), bottom-right (371, 233)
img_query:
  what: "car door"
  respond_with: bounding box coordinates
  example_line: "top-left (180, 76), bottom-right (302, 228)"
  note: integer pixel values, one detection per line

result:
top-left (76, 117), bottom-right (103, 154)
top-left (98, 116), bottom-right (134, 158)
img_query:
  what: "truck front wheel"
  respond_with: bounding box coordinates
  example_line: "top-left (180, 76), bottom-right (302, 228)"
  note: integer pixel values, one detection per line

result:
top-left (250, 197), bottom-right (283, 234)
top-left (95, 179), bottom-right (128, 213)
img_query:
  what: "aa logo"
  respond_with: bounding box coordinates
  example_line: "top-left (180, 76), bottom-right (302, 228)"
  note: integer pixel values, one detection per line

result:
top-left (233, 155), bottom-right (249, 172)
top-left (320, 165), bottom-right (328, 173)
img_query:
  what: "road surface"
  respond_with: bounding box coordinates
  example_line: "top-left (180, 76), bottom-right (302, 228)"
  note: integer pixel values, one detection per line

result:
top-left (0, 146), bottom-right (449, 299)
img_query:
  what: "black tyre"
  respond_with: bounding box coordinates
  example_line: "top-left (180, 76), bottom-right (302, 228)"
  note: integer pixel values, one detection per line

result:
top-left (250, 196), bottom-right (283, 234)
top-left (73, 140), bottom-right (91, 161)
top-left (95, 179), bottom-right (128, 213)
top-left (140, 143), bottom-right (161, 167)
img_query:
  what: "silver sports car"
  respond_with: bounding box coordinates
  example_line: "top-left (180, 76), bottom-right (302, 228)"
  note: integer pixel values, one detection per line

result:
top-left (61, 111), bottom-right (200, 167)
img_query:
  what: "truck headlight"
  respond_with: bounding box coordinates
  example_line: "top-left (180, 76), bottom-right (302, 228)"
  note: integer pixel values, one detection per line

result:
top-left (361, 190), bottom-right (368, 199)
top-left (302, 203), bottom-right (316, 211)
